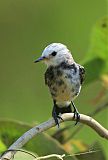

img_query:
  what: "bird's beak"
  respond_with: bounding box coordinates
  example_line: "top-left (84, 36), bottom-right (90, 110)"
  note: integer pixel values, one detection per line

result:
top-left (34, 56), bottom-right (46, 63)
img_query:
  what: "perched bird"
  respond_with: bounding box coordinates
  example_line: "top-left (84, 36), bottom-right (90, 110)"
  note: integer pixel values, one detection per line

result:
top-left (34, 43), bottom-right (85, 127)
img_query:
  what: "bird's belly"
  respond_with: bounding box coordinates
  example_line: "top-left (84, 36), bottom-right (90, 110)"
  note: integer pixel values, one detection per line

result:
top-left (55, 86), bottom-right (74, 102)
top-left (50, 77), bottom-right (81, 102)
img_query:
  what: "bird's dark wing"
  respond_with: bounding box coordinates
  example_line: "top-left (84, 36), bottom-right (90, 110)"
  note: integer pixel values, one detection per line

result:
top-left (78, 65), bottom-right (85, 84)
top-left (44, 66), bottom-right (54, 85)
top-left (44, 69), bottom-right (48, 85)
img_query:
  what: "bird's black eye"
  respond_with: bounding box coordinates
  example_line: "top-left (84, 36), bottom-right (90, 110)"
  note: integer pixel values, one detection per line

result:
top-left (51, 51), bottom-right (57, 56)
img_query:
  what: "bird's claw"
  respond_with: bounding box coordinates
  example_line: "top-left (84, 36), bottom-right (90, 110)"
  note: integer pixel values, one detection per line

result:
top-left (52, 110), bottom-right (63, 128)
top-left (71, 101), bottom-right (80, 125)
top-left (52, 105), bottom-right (64, 128)
top-left (73, 110), bottom-right (80, 125)
top-left (57, 115), bottom-right (64, 121)
top-left (53, 115), bottom-right (64, 128)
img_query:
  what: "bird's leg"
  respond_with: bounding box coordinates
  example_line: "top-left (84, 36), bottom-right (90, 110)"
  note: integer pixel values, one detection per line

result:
top-left (52, 105), bottom-right (59, 127)
top-left (71, 101), bottom-right (80, 125)
top-left (52, 101), bottom-right (63, 128)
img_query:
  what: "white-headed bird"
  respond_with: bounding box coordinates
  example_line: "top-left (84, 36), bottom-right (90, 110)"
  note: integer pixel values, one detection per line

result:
top-left (34, 43), bottom-right (85, 127)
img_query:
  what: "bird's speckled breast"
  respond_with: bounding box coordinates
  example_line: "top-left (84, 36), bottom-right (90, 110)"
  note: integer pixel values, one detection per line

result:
top-left (45, 62), bottom-right (85, 103)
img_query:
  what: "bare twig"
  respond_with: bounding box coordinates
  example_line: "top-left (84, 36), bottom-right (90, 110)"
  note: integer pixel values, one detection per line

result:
top-left (0, 113), bottom-right (108, 160)
top-left (36, 154), bottom-right (65, 160)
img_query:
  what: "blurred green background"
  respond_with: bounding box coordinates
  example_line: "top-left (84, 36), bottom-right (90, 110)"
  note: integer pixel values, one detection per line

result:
top-left (0, 0), bottom-right (108, 159)
top-left (0, 0), bottom-right (107, 122)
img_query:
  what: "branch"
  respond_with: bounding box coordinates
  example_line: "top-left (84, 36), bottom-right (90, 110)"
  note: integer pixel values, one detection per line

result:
top-left (0, 113), bottom-right (108, 160)
top-left (53, 102), bottom-right (108, 143)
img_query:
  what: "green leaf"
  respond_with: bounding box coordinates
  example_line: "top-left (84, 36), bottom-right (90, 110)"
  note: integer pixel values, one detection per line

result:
top-left (82, 16), bottom-right (108, 85)
top-left (7, 150), bottom-right (37, 160)
top-left (83, 57), bottom-right (106, 85)
top-left (88, 16), bottom-right (108, 60)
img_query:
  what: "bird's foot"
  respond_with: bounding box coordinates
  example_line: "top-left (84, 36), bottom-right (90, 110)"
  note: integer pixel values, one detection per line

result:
top-left (54, 115), bottom-right (64, 128)
top-left (71, 102), bottom-right (80, 125)
top-left (73, 109), bottom-right (80, 125)
top-left (52, 110), bottom-right (63, 128)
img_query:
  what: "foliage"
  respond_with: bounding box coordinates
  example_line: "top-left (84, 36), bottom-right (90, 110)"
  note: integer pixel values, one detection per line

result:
top-left (0, 120), bottom-right (106, 160)
top-left (82, 17), bottom-right (108, 85)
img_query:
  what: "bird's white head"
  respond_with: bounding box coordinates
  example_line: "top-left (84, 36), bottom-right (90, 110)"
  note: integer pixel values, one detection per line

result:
top-left (34, 43), bottom-right (74, 67)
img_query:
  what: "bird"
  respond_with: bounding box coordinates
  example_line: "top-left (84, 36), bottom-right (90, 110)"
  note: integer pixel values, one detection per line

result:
top-left (34, 43), bottom-right (85, 127)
